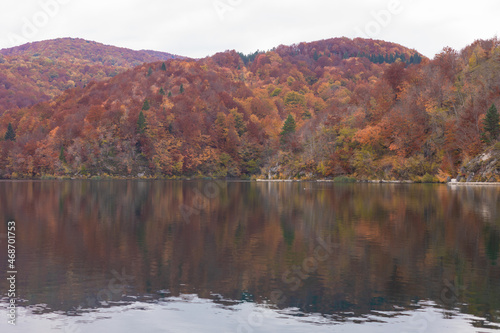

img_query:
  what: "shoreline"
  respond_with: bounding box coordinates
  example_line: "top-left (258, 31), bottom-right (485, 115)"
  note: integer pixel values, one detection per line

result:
top-left (447, 181), bottom-right (500, 186)
top-left (0, 176), bottom-right (499, 185)
top-left (256, 179), bottom-right (415, 183)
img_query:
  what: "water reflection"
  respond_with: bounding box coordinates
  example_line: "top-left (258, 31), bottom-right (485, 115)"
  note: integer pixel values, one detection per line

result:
top-left (0, 181), bottom-right (499, 328)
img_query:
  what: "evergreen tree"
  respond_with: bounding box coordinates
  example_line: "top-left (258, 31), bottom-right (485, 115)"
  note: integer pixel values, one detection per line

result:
top-left (161, 62), bottom-right (167, 71)
top-left (59, 146), bottom-right (66, 163)
top-left (4, 123), bottom-right (15, 141)
top-left (280, 114), bottom-right (296, 145)
top-left (413, 52), bottom-right (422, 64)
top-left (137, 111), bottom-right (147, 134)
top-left (147, 66), bottom-right (153, 77)
top-left (313, 50), bottom-right (319, 61)
top-left (180, 84), bottom-right (184, 94)
top-left (142, 99), bottom-right (150, 111)
top-left (238, 50), bottom-right (261, 65)
top-left (483, 103), bottom-right (500, 142)
top-left (168, 91), bottom-right (172, 97)
top-left (159, 87), bottom-right (166, 95)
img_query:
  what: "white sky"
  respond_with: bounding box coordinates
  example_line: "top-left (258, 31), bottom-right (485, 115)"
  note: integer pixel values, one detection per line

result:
top-left (0, 0), bottom-right (498, 59)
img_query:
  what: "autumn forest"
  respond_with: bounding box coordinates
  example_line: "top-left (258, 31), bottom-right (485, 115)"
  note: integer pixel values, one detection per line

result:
top-left (1, 37), bottom-right (499, 180)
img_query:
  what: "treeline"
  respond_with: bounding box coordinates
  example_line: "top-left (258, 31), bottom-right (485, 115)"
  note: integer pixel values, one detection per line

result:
top-left (362, 51), bottom-right (422, 65)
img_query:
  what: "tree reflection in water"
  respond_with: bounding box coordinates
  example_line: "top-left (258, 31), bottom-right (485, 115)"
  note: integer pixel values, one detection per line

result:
top-left (0, 180), bottom-right (498, 326)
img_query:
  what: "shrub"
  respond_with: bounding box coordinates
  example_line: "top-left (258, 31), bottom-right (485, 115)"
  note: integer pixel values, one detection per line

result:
top-left (421, 173), bottom-right (438, 183)
top-left (333, 175), bottom-right (357, 183)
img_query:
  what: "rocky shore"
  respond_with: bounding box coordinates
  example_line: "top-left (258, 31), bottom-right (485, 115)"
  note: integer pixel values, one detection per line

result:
top-left (457, 146), bottom-right (500, 183)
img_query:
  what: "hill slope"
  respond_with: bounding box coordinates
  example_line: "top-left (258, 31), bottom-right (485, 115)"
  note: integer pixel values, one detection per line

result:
top-left (1, 37), bottom-right (499, 181)
top-left (0, 38), bottom-right (182, 113)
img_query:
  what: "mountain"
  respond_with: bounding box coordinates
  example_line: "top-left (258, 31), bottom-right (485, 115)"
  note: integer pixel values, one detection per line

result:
top-left (0, 38), bottom-right (182, 113)
top-left (1, 36), bottom-right (499, 181)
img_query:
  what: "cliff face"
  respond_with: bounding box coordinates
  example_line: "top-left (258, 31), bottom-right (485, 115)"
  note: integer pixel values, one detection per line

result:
top-left (460, 146), bottom-right (500, 182)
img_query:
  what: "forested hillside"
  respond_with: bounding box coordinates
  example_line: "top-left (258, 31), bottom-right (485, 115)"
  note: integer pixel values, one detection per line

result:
top-left (0, 38), bottom-right (181, 113)
top-left (0, 37), bottom-right (499, 180)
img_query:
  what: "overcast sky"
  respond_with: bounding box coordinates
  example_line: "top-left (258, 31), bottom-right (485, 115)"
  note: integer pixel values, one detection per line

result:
top-left (0, 0), bottom-right (498, 59)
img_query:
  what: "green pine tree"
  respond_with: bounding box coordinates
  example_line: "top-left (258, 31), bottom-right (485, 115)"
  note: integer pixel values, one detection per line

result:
top-left (483, 103), bottom-right (500, 142)
top-left (159, 87), bottom-right (166, 95)
top-left (147, 66), bottom-right (153, 77)
top-left (413, 52), bottom-right (422, 64)
top-left (280, 114), bottom-right (296, 145)
top-left (168, 91), bottom-right (172, 97)
top-left (161, 62), bottom-right (167, 71)
top-left (137, 111), bottom-right (147, 134)
top-left (142, 99), bottom-right (150, 111)
top-left (59, 146), bottom-right (66, 163)
top-left (180, 84), bottom-right (184, 94)
top-left (4, 123), bottom-right (15, 141)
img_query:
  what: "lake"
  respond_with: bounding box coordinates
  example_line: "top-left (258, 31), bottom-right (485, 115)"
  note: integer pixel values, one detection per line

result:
top-left (0, 180), bottom-right (499, 332)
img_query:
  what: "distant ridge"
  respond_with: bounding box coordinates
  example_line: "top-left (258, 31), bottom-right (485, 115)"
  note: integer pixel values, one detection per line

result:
top-left (0, 37), bottom-right (184, 112)
top-left (0, 37), bottom-right (183, 62)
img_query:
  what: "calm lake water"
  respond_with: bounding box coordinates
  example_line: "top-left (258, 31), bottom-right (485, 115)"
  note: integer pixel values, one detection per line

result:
top-left (0, 180), bottom-right (499, 332)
